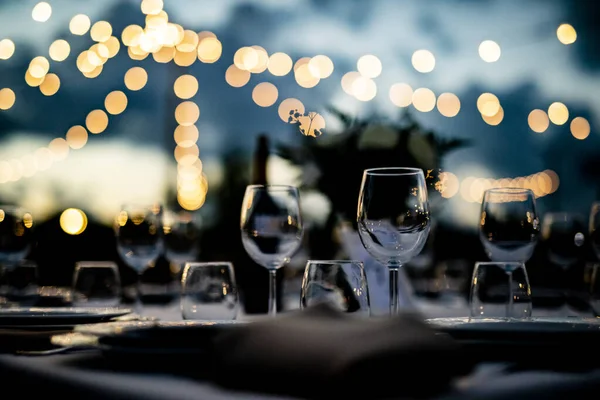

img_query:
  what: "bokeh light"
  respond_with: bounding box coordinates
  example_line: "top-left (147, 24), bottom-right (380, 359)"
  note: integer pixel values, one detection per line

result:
top-left (104, 91), bottom-right (128, 115)
top-left (482, 106), bottom-right (504, 126)
top-left (548, 102), bottom-right (569, 125)
top-left (225, 64), bottom-right (251, 88)
top-left (86, 109), bottom-right (109, 134)
top-left (389, 83), bottom-right (413, 107)
top-left (49, 39), bottom-right (71, 62)
top-left (557, 23), bottom-right (577, 45)
top-left (278, 98), bottom-right (305, 123)
top-left (411, 50), bottom-right (436, 73)
top-left (174, 125), bottom-right (199, 147)
top-left (0, 88), bottom-right (16, 110)
top-left (478, 40), bottom-right (501, 63)
top-left (141, 0), bottom-right (164, 15)
top-left (412, 88), bottom-right (436, 112)
top-left (48, 138), bottom-right (69, 161)
top-left (252, 82), bottom-right (279, 107)
top-left (66, 125), bottom-right (88, 149)
top-left (352, 76), bottom-right (377, 101)
top-left (29, 56), bottom-right (50, 79)
top-left (0, 39), bottom-right (15, 60)
top-left (248, 45), bottom-right (269, 73)
top-left (438, 172), bottom-right (460, 199)
top-left (60, 208), bottom-right (88, 235)
top-left (25, 70), bottom-right (44, 87)
top-left (173, 75), bottom-right (199, 100)
top-left (268, 52), bottom-right (293, 76)
top-left (477, 93), bottom-right (500, 117)
top-left (436, 92), bottom-right (461, 117)
top-left (357, 54), bottom-right (382, 78)
top-left (90, 21), bottom-right (112, 43)
top-left (124, 67), bottom-right (148, 91)
top-left (308, 55), bottom-right (334, 79)
top-left (197, 37), bottom-right (222, 63)
top-left (570, 117), bottom-right (590, 140)
top-left (39, 73), bottom-right (60, 96)
top-left (175, 101), bottom-right (200, 126)
top-left (69, 14), bottom-right (91, 35)
top-left (341, 71), bottom-right (360, 96)
top-left (32, 2), bottom-right (52, 22)
top-left (528, 109), bottom-right (550, 133)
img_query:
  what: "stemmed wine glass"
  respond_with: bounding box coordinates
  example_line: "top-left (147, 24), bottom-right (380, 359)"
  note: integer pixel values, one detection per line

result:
top-left (542, 212), bottom-right (586, 269)
top-left (357, 167), bottom-right (431, 315)
top-left (163, 210), bottom-right (201, 280)
top-left (478, 188), bottom-right (539, 317)
top-left (114, 204), bottom-right (163, 314)
top-left (240, 185), bottom-right (303, 316)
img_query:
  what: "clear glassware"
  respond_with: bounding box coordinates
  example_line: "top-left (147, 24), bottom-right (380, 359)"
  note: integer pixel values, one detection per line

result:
top-left (240, 185), bottom-right (303, 316)
top-left (356, 167), bottom-right (431, 315)
top-left (163, 210), bottom-right (201, 279)
top-left (589, 202), bottom-right (600, 261)
top-left (542, 212), bottom-right (586, 268)
top-left (480, 188), bottom-right (540, 263)
top-left (181, 262), bottom-right (239, 320)
top-left (300, 260), bottom-right (370, 316)
top-left (72, 261), bottom-right (121, 307)
top-left (1, 260), bottom-right (38, 306)
top-left (0, 206), bottom-right (34, 271)
top-left (470, 262), bottom-right (532, 319)
top-left (114, 204), bottom-right (163, 314)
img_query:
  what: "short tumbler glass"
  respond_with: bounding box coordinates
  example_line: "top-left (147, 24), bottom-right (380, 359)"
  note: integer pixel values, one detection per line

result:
top-left (181, 262), bottom-right (239, 321)
top-left (72, 262), bottom-right (121, 307)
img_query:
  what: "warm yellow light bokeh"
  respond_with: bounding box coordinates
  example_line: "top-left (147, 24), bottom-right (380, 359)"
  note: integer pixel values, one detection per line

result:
top-left (152, 46), bottom-right (175, 63)
top-left (389, 83), bottom-right (413, 107)
top-left (557, 23), bottom-right (577, 45)
top-left (69, 14), bottom-right (91, 35)
top-left (308, 55), bottom-right (334, 79)
top-left (103, 36), bottom-right (120, 58)
top-left (176, 30), bottom-right (199, 52)
top-left (174, 75), bottom-right (199, 100)
top-left (66, 125), bottom-right (88, 149)
top-left (141, 0), bottom-right (164, 15)
top-left (90, 21), bottom-right (113, 43)
top-left (174, 125), bottom-right (199, 147)
top-left (197, 37), bottom-right (222, 63)
top-left (49, 39), bottom-right (71, 62)
top-left (174, 50), bottom-right (197, 67)
top-left (278, 98), bottom-right (305, 123)
top-left (352, 76), bottom-right (377, 101)
top-left (29, 56), bottom-right (50, 79)
top-left (124, 67), bottom-right (148, 91)
top-left (252, 82), bottom-right (279, 107)
top-left (341, 71), bottom-right (361, 96)
top-left (60, 208), bottom-right (88, 235)
top-left (268, 52), bottom-right (293, 76)
top-left (411, 50), bottom-right (436, 73)
top-left (48, 138), bottom-right (70, 161)
top-left (0, 88), bottom-right (16, 110)
top-left (175, 101), bottom-right (200, 126)
top-left (295, 64), bottom-right (320, 88)
top-left (174, 144), bottom-right (199, 165)
top-left (25, 70), bottom-right (44, 87)
top-left (225, 64), bottom-right (251, 88)
top-left (437, 92), bottom-right (461, 117)
top-left (248, 45), bottom-right (269, 73)
top-left (438, 172), bottom-right (460, 199)
top-left (548, 102), bottom-right (569, 125)
top-left (477, 93), bottom-right (500, 117)
top-left (528, 109), bottom-right (550, 133)
top-left (39, 73), bottom-right (60, 96)
top-left (570, 117), bottom-right (590, 140)
top-left (482, 106), bottom-right (504, 126)
top-left (32, 2), bottom-right (52, 22)
top-left (412, 88), bottom-right (436, 112)
top-left (478, 40), bottom-right (501, 63)
top-left (121, 25), bottom-right (143, 46)
top-left (104, 91), bottom-right (128, 115)
top-left (0, 39), bottom-right (15, 60)
top-left (357, 54), bottom-right (382, 78)
top-left (86, 109), bottom-right (109, 134)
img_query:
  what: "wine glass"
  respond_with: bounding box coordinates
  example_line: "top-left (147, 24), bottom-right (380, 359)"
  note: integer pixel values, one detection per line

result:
top-left (0, 206), bottom-right (34, 271)
top-left (357, 167), bottom-right (431, 315)
top-left (240, 185), bottom-right (303, 316)
top-left (480, 188), bottom-right (540, 262)
top-left (542, 212), bottom-right (586, 268)
top-left (163, 210), bottom-right (201, 280)
top-left (114, 204), bottom-right (163, 314)
top-left (589, 202), bottom-right (600, 261)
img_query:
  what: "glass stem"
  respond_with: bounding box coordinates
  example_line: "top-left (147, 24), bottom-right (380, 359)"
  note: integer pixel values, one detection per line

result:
top-left (134, 271), bottom-right (143, 316)
top-left (268, 269), bottom-right (278, 316)
top-left (388, 263), bottom-right (401, 316)
top-left (506, 271), bottom-right (513, 319)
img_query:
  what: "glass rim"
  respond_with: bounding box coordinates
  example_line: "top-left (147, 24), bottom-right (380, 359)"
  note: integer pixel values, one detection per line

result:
top-left (474, 261), bottom-right (526, 266)
top-left (306, 259), bottom-right (364, 264)
top-left (184, 261), bottom-right (234, 268)
top-left (364, 167), bottom-right (423, 176)
top-left (484, 187), bottom-right (534, 195)
top-left (246, 184), bottom-right (298, 191)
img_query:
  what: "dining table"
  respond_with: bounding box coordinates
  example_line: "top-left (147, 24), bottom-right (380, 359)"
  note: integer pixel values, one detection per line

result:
top-left (2, 300), bottom-right (600, 399)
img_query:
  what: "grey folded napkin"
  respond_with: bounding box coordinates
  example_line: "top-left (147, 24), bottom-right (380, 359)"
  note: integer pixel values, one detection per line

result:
top-left (210, 304), bottom-right (474, 399)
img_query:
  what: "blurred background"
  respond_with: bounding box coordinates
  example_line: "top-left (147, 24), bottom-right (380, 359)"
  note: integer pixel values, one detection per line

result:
top-left (0, 0), bottom-right (599, 313)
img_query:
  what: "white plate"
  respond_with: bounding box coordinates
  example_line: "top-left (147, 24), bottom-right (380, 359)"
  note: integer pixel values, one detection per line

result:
top-left (0, 307), bottom-right (131, 327)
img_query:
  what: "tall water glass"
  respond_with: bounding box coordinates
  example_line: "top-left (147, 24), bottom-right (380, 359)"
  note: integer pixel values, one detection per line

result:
top-left (115, 204), bottom-right (163, 314)
top-left (240, 185), bottom-right (303, 316)
top-left (357, 167), bottom-right (431, 315)
top-left (480, 188), bottom-right (540, 262)
top-left (163, 210), bottom-right (201, 278)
